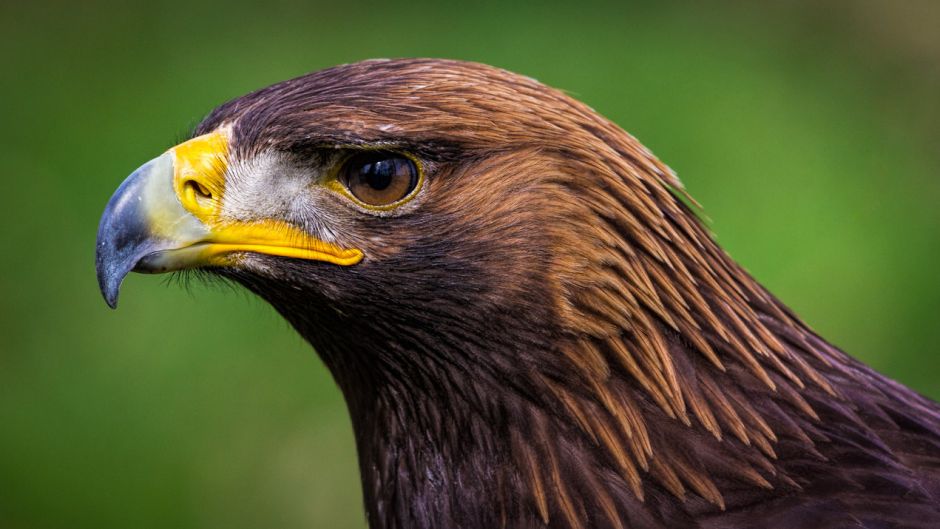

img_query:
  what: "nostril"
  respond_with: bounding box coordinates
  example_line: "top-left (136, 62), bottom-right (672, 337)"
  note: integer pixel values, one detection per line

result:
top-left (183, 179), bottom-right (214, 209)
top-left (190, 180), bottom-right (212, 198)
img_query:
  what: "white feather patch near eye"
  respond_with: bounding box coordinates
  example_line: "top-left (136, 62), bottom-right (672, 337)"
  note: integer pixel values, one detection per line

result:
top-left (221, 150), bottom-right (340, 245)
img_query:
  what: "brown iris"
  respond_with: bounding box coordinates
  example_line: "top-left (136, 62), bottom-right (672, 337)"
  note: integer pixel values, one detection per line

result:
top-left (339, 152), bottom-right (419, 207)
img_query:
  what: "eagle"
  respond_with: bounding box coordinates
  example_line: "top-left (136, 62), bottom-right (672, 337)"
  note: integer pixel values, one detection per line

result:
top-left (96, 59), bottom-right (940, 529)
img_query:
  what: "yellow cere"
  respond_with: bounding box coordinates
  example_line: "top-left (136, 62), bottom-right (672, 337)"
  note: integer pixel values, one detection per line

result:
top-left (172, 130), bottom-right (230, 223)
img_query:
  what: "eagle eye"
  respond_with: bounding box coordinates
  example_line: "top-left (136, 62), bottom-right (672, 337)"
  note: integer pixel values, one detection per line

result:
top-left (338, 152), bottom-right (420, 208)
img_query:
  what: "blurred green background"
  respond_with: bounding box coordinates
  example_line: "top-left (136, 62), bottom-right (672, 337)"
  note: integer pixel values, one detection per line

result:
top-left (1, 1), bottom-right (938, 528)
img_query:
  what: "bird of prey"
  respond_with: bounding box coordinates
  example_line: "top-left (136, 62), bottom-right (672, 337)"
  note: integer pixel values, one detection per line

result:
top-left (96, 59), bottom-right (940, 529)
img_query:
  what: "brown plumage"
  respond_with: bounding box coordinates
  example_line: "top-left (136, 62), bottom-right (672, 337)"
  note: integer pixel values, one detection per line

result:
top-left (96, 59), bottom-right (940, 529)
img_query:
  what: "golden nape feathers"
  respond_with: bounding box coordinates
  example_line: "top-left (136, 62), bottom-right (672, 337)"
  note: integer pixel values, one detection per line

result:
top-left (97, 59), bottom-right (940, 529)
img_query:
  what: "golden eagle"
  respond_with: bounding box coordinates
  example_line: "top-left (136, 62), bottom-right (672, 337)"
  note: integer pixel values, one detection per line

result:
top-left (96, 59), bottom-right (940, 529)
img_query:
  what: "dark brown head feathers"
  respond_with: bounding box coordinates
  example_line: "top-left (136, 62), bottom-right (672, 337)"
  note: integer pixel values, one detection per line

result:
top-left (198, 59), bottom-right (940, 529)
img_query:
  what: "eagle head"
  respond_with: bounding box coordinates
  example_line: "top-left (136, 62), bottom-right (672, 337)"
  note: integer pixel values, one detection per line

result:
top-left (97, 59), bottom-right (685, 402)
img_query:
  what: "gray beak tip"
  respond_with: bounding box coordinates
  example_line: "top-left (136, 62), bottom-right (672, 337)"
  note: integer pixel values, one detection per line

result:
top-left (96, 224), bottom-right (135, 310)
top-left (96, 250), bottom-right (123, 309)
top-left (95, 157), bottom-right (166, 310)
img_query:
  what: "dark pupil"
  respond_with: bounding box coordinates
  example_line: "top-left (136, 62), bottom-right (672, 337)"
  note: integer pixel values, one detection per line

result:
top-left (361, 159), bottom-right (396, 190)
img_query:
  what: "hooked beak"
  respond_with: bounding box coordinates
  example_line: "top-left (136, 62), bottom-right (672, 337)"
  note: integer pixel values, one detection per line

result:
top-left (95, 130), bottom-right (363, 308)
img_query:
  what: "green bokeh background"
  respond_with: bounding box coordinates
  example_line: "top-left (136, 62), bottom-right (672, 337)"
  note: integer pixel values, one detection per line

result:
top-left (2, 1), bottom-right (938, 528)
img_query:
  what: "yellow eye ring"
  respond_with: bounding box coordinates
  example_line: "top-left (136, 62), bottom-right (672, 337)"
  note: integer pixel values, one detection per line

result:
top-left (326, 150), bottom-right (424, 212)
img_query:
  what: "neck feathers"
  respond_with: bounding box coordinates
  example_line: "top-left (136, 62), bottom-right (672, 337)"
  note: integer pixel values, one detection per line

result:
top-left (264, 111), bottom-right (918, 529)
top-left (349, 130), bottom-right (865, 528)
